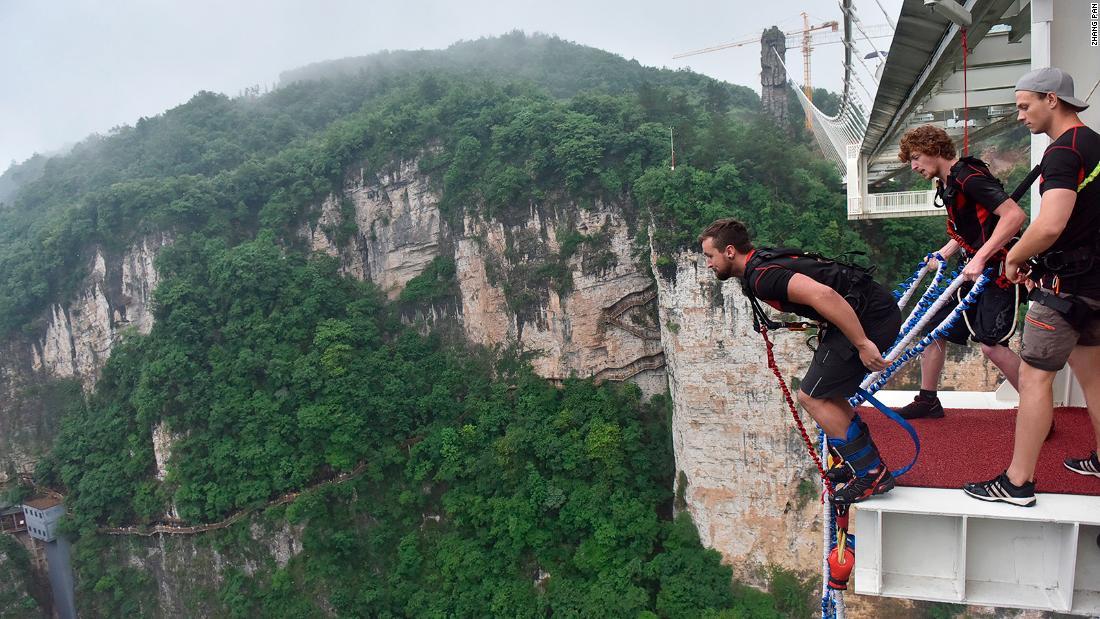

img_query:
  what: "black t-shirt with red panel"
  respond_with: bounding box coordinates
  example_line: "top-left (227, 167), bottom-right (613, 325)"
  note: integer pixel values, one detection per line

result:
top-left (1035, 124), bottom-right (1100, 296)
top-left (742, 249), bottom-right (896, 323)
top-left (936, 156), bottom-right (1012, 266)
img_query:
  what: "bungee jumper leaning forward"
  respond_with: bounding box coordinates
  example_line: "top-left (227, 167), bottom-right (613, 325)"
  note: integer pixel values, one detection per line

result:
top-left (894, 125), bottom-right (1028, 420)
top-left (699, 219), bottom-right (903, 503)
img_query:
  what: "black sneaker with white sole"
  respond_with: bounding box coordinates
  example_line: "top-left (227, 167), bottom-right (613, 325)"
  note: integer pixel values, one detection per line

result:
top-left (896, 395), bottom-right (944, 420)
top-left (833, 467), bottom-right (895, 504)
top-left (962, 472), bottom-right (1036, 507)
top-left (1064, 451), bottom-right (1100, 478)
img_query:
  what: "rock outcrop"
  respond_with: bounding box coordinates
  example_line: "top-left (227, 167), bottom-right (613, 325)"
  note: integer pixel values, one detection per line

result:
top-left (656, 252), bottom-right (824, 583)
top-left (299, 161), bottom-right (667, 396)
top-left (107, 517), bottom-right (304, 617)
top-left (0, 233), bottom-right (169, 482)
top-left (761, 26), bottom-right (789, 130)
top-left (31, 234), bottom-right (168, 387)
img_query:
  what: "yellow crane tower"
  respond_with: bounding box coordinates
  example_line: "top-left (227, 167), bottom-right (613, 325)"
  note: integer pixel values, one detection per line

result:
top-left (674, 12), bottom-right (838, 105)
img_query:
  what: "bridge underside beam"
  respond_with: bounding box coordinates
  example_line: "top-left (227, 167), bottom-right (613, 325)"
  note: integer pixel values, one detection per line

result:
top-left (861, 0), bottom-right (1023, 161)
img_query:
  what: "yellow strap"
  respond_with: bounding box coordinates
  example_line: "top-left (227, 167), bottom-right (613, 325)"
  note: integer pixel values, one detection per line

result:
top-left (1079, 161), bottom-right (1100, 192)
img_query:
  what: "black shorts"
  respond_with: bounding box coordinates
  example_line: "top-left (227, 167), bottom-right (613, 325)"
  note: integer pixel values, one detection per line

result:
top-left (920, 281), bottom-right (1023, 346)
top-left (800, 297), bottom-right (902, 400)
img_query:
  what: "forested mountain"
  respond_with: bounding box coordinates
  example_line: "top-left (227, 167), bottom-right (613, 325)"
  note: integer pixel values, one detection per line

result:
top-left (1, 32), bottom-right (944, 617)
top-left (0, 31), bottom-right (938, 341)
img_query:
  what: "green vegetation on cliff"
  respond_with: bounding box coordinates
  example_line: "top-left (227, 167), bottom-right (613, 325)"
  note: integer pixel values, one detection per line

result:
top-left (39, 233), bottom-right (795, 617)
top-left (0, 536), bottom-right (42, 617)
top-left (1, 30), bottom-right (944, 340)
top-left (0, 31), bottom-right (952, 616)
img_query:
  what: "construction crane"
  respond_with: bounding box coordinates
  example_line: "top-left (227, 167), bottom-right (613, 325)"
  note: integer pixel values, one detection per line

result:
top-left (675, 12), bottom-right (838, 103)
top-left (673, 23), bottom-right (892, 59)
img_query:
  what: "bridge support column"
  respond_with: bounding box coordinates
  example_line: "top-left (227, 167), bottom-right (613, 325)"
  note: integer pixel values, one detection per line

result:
top-left (846, 144), bottom-right (866, 218)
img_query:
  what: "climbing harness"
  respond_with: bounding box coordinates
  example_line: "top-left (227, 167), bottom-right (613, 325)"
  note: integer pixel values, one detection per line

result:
top-left (745, 287), bottom-right (815, 333)
top-left (1008, 158), bottom-right (1100, 326)
top-left (1015, 160), bottom-right (1100, 285)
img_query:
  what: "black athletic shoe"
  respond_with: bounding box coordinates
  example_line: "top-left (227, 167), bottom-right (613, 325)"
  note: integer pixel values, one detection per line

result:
top-left (825, 463), bottom-right (854, 485)
top-left (833, 467), bottom-right (895, 504)
top-left (962, 472), bottom-right (1036, 507)
top-left (1064, 451), bottom-right (1100, 478)
top-left (896, 395), bottom-right (944, 420)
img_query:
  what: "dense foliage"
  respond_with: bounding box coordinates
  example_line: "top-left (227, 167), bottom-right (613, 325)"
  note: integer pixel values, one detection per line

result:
top-left (0, 30), bottom-right (955, 341)
top-left (0, 32), bottom-right (754, 338)
top-left (2, 31), bottom-right (991, 616)
top-left (35, 233), bottom-right (798, 617)
top-left (0, 535), bottom-right (42, 617)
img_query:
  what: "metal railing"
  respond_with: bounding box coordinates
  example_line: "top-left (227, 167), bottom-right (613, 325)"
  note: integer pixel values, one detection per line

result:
top-left (848, 190), bottom-right (941, 219)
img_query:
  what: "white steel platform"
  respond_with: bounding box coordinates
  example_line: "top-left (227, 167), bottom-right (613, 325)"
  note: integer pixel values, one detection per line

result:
top-left (854, 487), bottom-right (1100, 615)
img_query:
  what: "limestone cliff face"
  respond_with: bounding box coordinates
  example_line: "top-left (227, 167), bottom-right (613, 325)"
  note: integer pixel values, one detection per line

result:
top-left (655, 252), bottom-right (823, 583)
top-left (0, 233), bottom-right (169, 482)
top-left (300, 159), bottom-right (442, 296)
top-left (454, 206), bottom-right (665, 396)
top-left (102, 517), bottom-right (304, 618)
top-left (299, 161), bottom-right (667, 395)
top-left (31, 235), bottom-right (168, 387)
top-left (0, 338), bottom-right (54, 484)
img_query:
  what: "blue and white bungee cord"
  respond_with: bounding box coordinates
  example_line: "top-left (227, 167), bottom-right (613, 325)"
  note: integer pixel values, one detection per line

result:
top-left (853, 270), bottom-right (992, 404)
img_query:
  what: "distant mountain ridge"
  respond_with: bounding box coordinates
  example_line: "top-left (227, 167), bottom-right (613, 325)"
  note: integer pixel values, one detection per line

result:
top-left (279, 30), bottom-right (760, 105)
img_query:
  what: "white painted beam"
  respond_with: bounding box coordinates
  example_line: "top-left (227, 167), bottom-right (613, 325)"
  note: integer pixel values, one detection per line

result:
top-left (854, 487), bottom-right (1100, 614)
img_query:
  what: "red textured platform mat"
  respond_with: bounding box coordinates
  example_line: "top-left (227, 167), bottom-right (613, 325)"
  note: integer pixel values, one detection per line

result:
top-left (858, 406), bottom-right (1100, 496)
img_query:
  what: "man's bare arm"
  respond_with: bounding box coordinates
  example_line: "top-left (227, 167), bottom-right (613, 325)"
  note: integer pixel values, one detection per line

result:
top-left (1005, 188), bottom-right (1076, 282)
top-left (786, 273), bottom-right (888, 372)
top-left (964, 198), bottom-right (1027, 280)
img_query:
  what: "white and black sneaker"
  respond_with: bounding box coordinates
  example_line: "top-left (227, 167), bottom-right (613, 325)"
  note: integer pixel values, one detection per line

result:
top-left (1064, 451), bottom-right (1100, 478)
top-left (963, 472), bottom-right (1036, 507)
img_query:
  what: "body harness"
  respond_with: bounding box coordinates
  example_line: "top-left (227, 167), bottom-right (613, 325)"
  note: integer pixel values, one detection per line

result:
top-left (1014, 160), bottom-right (1100, 330)
top-left (931, 156), bottom-right (1026, 344)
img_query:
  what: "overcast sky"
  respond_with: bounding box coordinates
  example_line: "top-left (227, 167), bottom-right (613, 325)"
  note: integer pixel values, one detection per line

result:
top-left (0, 0), bottom-right (901, 169)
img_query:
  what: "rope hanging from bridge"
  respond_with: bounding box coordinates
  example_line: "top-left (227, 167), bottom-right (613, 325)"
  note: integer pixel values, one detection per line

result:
top-left (961, 28), bottom-right (970, 156)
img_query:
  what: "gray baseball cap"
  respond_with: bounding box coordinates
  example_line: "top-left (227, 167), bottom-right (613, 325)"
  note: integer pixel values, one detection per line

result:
top-left (1015, 67), bottom-right (1089, 111)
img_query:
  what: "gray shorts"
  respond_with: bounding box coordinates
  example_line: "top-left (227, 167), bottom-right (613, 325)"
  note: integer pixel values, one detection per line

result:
top-left (1020, 293), bottom-right (1100, 371)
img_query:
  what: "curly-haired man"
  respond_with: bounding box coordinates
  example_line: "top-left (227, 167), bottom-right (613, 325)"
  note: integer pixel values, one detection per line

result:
top-left (893, 125), bottom-right (1027, 420)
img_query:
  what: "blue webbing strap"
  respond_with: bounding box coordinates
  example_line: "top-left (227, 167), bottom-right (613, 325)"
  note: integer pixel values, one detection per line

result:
top-left (856, 388), bottom-right (920, 477)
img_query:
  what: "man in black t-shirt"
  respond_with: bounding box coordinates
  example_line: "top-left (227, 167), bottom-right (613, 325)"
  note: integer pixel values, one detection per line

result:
top-left (964, 67), bottom-right (1100, 507)
top-left (893, 125), bottom-right (1027, 420)
top-left (699, 219), bottom-right (902, 504)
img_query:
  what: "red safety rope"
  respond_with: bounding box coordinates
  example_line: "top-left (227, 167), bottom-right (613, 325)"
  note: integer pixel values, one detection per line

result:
top-left (759, 325), bottom-right (835, 495)
top-left (961, 28), bottom-right (969, 156)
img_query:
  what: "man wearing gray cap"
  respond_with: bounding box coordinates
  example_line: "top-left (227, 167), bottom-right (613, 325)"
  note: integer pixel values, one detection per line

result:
top-left (963, 67), bottom-right (1100, 507)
